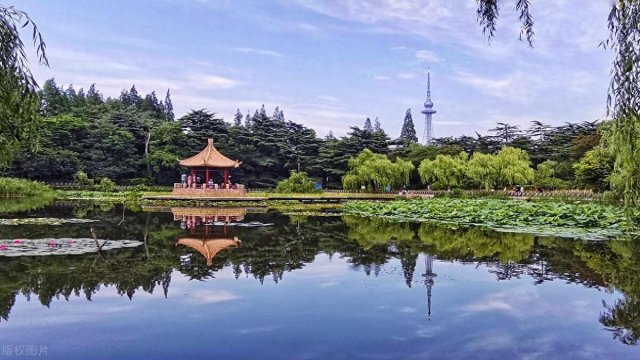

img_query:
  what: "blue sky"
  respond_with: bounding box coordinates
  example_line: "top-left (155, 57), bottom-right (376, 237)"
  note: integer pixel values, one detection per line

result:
top-left (17, 0), bottom-right (612, 138)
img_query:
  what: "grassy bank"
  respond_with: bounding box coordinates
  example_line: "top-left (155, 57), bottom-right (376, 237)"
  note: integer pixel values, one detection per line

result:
top-left (343, 198), bottom-right (637, 240)
top-left (0, 178), bottom-right (55, 213)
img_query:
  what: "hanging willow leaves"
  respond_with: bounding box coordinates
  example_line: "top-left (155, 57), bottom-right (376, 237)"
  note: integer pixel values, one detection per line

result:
top-left (602, 1), bottom-right (640, 210)
top-left (0, 6), bottom-right (48, 167)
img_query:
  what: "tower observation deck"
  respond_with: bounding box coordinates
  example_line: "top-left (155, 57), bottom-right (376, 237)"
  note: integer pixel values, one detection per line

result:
top-left (421, 69), bottom-right (437, 144)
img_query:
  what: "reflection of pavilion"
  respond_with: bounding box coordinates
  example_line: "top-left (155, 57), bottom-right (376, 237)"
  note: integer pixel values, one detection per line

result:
top-left (176, 237), bottom-right (241, 266)
top-left (172, 207), bottom-right (247, 233)
top-left (173, 207), bottom-right (245, 266)
top-left (421, 254), bottom-right (437, 320)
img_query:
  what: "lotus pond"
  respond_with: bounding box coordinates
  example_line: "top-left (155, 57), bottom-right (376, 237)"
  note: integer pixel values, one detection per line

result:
top-left (0, 201), bottom-right (639, 359)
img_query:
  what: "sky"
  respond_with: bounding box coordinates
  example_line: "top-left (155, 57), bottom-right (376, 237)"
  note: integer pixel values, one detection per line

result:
top-left (16, 0), bottom-right (613, 139)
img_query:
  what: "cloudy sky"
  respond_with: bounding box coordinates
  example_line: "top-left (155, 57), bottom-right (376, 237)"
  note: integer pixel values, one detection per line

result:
top-left (18, 0), bottom-right (613, 138)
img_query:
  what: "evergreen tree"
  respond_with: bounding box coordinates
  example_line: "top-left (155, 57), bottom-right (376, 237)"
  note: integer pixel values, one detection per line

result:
top-left (244, 110), bottom-right (252, 128)
top-left (86, 83), bottom-right (103, 105)
top-left (400, 108), bottom-right (418, 143)
top-left (259, 104), bottom-right (267, 118)
top-left (164, 89), bottom-right (175, 121)
top-left (272, 106), bottom-right (284, 121)
top-left (233, 108), bottom-right (243, 127)
top-left (364, 117), bottom-right (373, 132)
top-left (40, 79), bottom-right (68, 117)
top-left (373, 117), bottom-right (382, 132)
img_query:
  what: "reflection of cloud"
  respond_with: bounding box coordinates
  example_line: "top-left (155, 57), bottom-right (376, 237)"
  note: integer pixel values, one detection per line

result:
top-left (464, 331), bottom-right (513, 352)
top-left (234, 326), bottom-right (279, 335)
top-left (415, 325), bottom-right (441, 338)
top-left (188, 290), bottom-right (239, 304)
top-left (399, 306), bottom-right (417, 313)
top-left (463, 299), bottom-right (513, 313)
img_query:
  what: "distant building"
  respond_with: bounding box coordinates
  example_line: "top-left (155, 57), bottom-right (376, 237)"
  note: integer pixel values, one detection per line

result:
top-left (421, 69), bottom-right (437, 144)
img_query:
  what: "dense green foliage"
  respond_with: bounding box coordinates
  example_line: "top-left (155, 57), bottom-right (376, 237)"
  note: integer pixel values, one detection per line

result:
top-left (0, 177), bottom-right (53, 198)
top-left (0, 6), bottom-right (48, 166)
top-left (344, 198), bottom-right (636, 239)
top-left (275, 171), bottom-right (319, 193)
top-left (342, 149), bottom-right (414, 191)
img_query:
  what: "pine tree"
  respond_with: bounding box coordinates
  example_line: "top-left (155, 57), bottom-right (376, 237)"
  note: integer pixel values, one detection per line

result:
top-left (165, 89), bottom-right (175, 121)
top-left (272, 106), bottom-right (283, 121)
top-left (233, 108), bottom-right (243, 127)
top-left (129, 85), bottom-right (141, 107)
top-left (400, 108), bottom-right (418, 143)
top-left (364, 117), bottom-right (373, 132)
top-left (259, 104), bottom-right (268, 118)
top-left (373, 117), bottom-right (382, 132)
top-left (86, 83), bottom-right (103, 105)
top-left (245, 110), bottom-right (252, 128)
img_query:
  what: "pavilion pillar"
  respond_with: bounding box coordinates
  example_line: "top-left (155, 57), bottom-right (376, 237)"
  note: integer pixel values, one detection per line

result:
top-left (205, 168), bottom-right (210, 185)
top-left (224, 169), bottom-right (229, 186)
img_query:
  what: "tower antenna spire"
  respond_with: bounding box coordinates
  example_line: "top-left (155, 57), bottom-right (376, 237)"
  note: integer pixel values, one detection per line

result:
top-left (421, 68), bottom-right (437, 144)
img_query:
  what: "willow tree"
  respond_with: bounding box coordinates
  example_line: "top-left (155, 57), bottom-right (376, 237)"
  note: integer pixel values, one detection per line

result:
top-left (342, 149), bottom-right (414, 191)
top-left (494, 147), bottom-right (534, 186)
top-left (466, 152), bottom-right (498, 190)
top-left (418, 151), bottom-right (468, 190)
top-left (474, 0), bottom-right (639, 207)
top-left (0, 6), bottom-right (48, 167)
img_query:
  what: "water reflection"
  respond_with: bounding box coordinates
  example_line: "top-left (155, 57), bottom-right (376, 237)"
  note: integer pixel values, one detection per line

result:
top-left (0, 203), bottom-right (639, 350)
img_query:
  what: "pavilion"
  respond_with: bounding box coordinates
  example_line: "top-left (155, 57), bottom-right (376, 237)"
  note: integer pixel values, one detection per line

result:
top-left (173, 138), bottom-right (246, 196)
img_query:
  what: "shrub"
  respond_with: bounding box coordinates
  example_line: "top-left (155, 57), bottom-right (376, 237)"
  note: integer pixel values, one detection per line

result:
top-left (276, 171), bottom-right (320, 193)
top-left (0, 177), bottom-right (53, 198)
top-left (96, 177), bottom-right (117, 192)
top-left (73, 171), bottom-right (94, 186)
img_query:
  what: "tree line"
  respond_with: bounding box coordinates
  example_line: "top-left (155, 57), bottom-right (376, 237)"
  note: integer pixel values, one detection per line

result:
top-left (0, 79), bottom-right (610, 191)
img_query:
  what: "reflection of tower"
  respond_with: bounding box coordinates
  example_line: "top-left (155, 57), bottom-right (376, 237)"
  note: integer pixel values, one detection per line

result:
top-left (421, 69), bottom-right (437, 144)
top-left (421, 254), bottom-right (437, 320)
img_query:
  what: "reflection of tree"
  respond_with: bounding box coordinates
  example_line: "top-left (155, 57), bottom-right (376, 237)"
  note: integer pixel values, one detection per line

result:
top-left (572, 238), bottom-right (640, 345)
top-left (3, 204), bottom-right (640, 346)
top-left (601, 297), bottom-right (640, 345)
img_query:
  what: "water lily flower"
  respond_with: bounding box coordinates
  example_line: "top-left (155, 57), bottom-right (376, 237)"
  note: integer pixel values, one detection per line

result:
top-left (13, 239), bottom-right (22, 244)
top-left (0, 244), bottom-right (7, 251)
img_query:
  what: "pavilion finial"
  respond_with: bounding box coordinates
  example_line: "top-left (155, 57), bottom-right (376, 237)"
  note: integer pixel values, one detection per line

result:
top-left (208, 138), bottom-right (214, 145)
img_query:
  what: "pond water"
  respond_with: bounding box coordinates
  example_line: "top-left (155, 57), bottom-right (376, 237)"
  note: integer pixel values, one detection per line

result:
top-left (0, 202), bottom-right (639, 359)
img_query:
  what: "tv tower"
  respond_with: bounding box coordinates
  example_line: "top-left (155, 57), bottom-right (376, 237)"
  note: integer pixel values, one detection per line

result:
top-left (421, 69), bottom-right (437, 144)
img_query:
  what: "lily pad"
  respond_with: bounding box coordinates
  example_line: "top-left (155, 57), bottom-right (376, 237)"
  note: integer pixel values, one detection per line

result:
top-left (0, 238), bottom-right (143, 257)
top-left (0, 218), bottom-right (99, 226)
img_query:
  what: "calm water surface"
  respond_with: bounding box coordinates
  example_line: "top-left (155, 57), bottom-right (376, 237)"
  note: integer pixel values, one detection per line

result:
top-left (0, 203), bottom-right (639, 359)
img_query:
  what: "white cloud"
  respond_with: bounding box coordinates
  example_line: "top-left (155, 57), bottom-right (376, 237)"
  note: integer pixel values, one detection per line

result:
top-left (415, 49), bottom-right (442, 63)
top-left (229, 47), bottom-right (284, 58)
top-left (452, 70), bottom-right (539, 103)
top-left (190, 73), bottom-right (241, 89)
top-left (374, 75), bottom-right (391, 81)
top-left (398, 72), bottom-right (417, 80)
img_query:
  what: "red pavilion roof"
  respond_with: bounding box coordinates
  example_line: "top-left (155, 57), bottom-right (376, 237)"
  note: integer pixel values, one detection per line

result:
top-left (178, 138), bottom-right (241, 168)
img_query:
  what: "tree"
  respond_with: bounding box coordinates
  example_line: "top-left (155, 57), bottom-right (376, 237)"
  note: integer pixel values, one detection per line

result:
top-left (574, 146), bottom-right (614, 192)
top-left (373, 117), bottom-right (382, 132)
top-left (363, 117), bottom-right (373, 132)
top-left (534, 160), bottom-right (567, 189)
top-left (494, 147), bottom-right (534, 186)
top-left (275, 171), bottom-right (318, 193)
top-left (399, 108), bottom-right (418, 143)
top-left (342, 149), bottom-right (414, 191)
top-left (466, 152), bottom-right (498, 190)
top-left (489, 122), bottom-right (520, 144)
top-left (418, 152), bottom-right (468, 190)
top-left (233, 108), bottom-right (243, 127)
top-left (0, 6), bottom-right (49, 167)
top-left (164, 89), bottom-right (174, 121)
top-left (473, 0), bottom-right (639, 207)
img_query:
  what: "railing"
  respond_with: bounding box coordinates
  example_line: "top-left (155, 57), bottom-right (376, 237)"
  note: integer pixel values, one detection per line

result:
top-left (173, 183), bottom-right (245, 190)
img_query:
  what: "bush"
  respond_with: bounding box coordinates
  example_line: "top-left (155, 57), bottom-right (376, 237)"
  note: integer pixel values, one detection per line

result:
top-left (0, 177), bottom-right (53, 198)
top-left (276, 171), bottom-right (321, 193)
top-left (96, 177), bottom-right (117, 192)
top-left (73, 171), bottom-right (94, 186)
